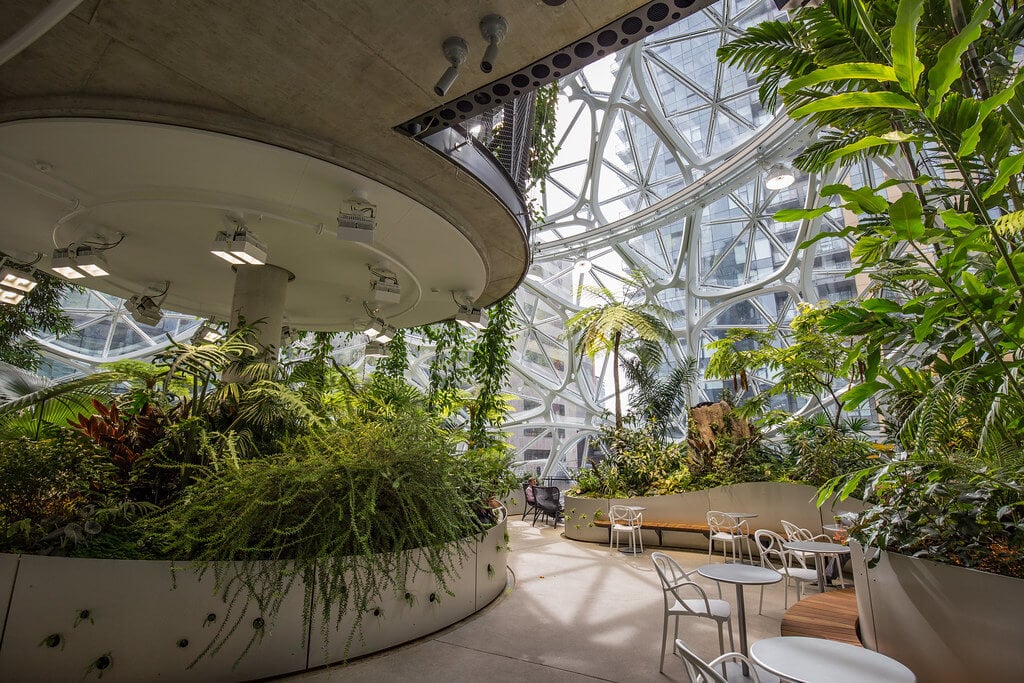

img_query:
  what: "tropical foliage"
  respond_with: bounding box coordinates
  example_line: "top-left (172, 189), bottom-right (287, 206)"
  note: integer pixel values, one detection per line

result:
top-left (0, 261), bottom-right (79, 370)
top-left (722, 0), bottom-right (1024, 575)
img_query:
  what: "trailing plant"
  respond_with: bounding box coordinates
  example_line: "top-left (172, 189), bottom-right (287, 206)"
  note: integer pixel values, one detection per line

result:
top-left (467, 296), bottom-right (517, 446)
top-left (140, 389), bottom-right (487, 664)
top-left (374, 328), bottom-right (408, 379)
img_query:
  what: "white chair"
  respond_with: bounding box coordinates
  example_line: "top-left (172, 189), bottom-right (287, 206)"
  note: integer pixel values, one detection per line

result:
top-left (707, 510), bottom-right (748, 564)
top-left (781, 519), bottom-right (846, 588)
top-left (754, 528), bottom-right (817, 613)
top-left (609, 505), bottom-right (643, 553)
top-left (674, 638), bottom-right (766, 683)
top-left (651, 552), bottom-right (735, 673)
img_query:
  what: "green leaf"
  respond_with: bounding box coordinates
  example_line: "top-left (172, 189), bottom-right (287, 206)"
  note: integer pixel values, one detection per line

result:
top-left (982, 152), bottom-right (1024, 199)
top-left (781, 62), bottom-right (898, 94)
top-left (821, 182), bottom-right (892, 213)
top-left (823, 132), bottom-right (919, 166)
top-left (994, 210), bottom-right (1024, 236)
top-left (790, 92), bottom-right (919, 119)
top-left (926, 0), bottom-right (994, 117)
top-left (842, 380), bottom-right (888, 408)
top-left (950, 338), bottom-right (975, 362)
top-left (892, 0), bottom-right (925, 94)
top-left (959, 70), bottom-right (1024, 157)
top-left (861, 298), bottom-right (903, 313)
top-left (939, 209), bottom-right (975, 230)
top-left (889, 192), bottom-right (925, 240)
top-left (774, 206), bottom-right (833, 222)
top-left (962, 271), bottom-right (988, 296)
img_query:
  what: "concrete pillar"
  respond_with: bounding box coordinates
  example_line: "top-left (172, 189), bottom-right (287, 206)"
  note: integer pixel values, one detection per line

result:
top-left (229, 264), bottom-right (291, 356)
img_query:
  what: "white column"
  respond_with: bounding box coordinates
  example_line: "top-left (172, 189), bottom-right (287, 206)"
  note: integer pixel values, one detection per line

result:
top-left (229, 264), bottom-right (290, 356)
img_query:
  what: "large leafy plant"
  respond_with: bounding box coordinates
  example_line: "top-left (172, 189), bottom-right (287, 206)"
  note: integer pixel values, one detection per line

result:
top-left (722, 0), bottom-right (1024, 573)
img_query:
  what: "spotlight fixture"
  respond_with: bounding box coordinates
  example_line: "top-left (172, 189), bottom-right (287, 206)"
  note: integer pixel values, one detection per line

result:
top-left (479, 15), bottom-right (508, 73)
top-left (72, 246), bottom-right (110, 277)
top-left (49, 234), bottom-right (122, 280)
top-left (764, 162), bottom-right (796, 191)
top-left (369, 266), bottom-right (401, 303)
top-left (364, 322), bottom-right (383, 338)
top-left (364, 340), bottom-right (388, 358)
top-left (50, 247), bottom-right (86, 279)
top-left (125, 295), bottom-right (164, 326)
top-left (337, 191), bottom-right (377, 243)
top-left (211, 222), bottom-right (267, 265)
top-left (434, 36), bottom-right (468, 97)
top-left (456, 303), bottom-right (487, 330)
top-left (125, 282), bottom-right (169, 327)
top-left (0, 264), bottom-right (38, 293)
top-left (191, 322), bottom-right (223, 344)
top-left (375, 324), bottom-right (396, 344)
top-left (0, 289), bottom-right (24, 305)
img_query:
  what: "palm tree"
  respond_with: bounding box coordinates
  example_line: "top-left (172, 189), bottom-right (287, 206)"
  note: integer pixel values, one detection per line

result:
top-left (564, 270), bottom-right (676, 430)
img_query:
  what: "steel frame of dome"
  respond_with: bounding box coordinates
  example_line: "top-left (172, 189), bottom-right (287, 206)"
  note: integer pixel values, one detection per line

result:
top-left (31, 0), bottom-right (903, 481)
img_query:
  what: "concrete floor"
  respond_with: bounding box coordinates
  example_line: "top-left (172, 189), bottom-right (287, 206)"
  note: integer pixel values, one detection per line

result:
top-left (287, 519), bottom-right (796, 682)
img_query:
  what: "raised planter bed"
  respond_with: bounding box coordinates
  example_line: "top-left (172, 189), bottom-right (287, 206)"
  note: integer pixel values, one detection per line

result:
top-left (850, 541), bottom-right (1024, 683)
top-left (564, 482), bottom-right (861, 550)
top-left (0, 520), bottom-right (507, 681)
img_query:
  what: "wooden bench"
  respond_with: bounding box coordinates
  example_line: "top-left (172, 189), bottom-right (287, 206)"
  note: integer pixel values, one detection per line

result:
top-left (780, 588), bottom-right (861, 647)
top-left (593, 518), bottom-right (744, 546)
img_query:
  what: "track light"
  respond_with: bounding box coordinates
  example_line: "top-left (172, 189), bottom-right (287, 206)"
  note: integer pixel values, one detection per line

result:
top-left (211, 224), bottom-right (267, 265)
top-left (364, 322), bottom-right (383, 338)
top-left (369, 267), bottom-right (400, 303)
top-left (126, 282), bottom-right (169, 327)
top-left (434, 36), bottom-right (468, 97)
top-left (0, 265), bottom-right (38, 293)
top-left (479, 15), bottom-right (507, 74)
top-left (764, 162), bottom-right (796, 191)
top-left (0, 289), bottom-right (24, 305)
top-left (456, 303), bottom-right (486, 330)
top-left (191, 322), bottom-right (223, 344)
top-left (50, 248), bottom-right (86, 279)
top-left (337, 191), bottom-right (377, 243)
top-left (364, 340), bottom-right (388, 358)
top-left (125, 295), bottom-right (163, 326)
top-left (72, 246), bottom-right (109, 276)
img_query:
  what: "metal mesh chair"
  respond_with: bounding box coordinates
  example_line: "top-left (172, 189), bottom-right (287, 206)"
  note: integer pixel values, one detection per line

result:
top-left (531, 485), bottom-right (562, 527)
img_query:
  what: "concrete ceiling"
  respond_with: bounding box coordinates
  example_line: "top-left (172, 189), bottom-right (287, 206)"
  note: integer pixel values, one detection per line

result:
top-left (0, 0), bottom-right (656, 329)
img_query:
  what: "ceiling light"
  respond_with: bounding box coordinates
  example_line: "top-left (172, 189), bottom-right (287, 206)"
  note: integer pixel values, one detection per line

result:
top-left (211, 228), bottom-right (267, 265)
top-left (72, 246), bottom-right (110, 277)
top-left (456, 303), bottom-right (487, 330)
top-left (764, 162), bottom-right (796, 191)
top-left (50, 248), bottom-right (86, 279)
top-left (375, 324), bottom-right (396, 344)
top-left (434, 36), bottom-right (468, 97)
top-left (125, 294), bottom-right (163, 326)
top-left (365, 340), bottom-right (388, 358)
top-left (0, 265), bottom-right (38, 292)
top-left (337, 192), bottom-right (377, 243)
top-left (371, 270), bottom-right (401, 304)
top-left (0, 288), bottom-right (25, 305)
top-left (479, 15), bottom-right (508, 74)
top-left (191, 322), bottom-right (223, 344)
top-left (364, 323), bottom-right (382, 338)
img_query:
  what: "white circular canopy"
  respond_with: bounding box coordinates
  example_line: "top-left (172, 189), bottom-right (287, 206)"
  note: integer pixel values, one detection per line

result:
top-left (0, 118), bottom-right (488, 330)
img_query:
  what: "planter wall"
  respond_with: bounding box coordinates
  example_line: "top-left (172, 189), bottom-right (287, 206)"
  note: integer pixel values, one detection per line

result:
top-left (850, 541), bottom-right (1024, 683)
top-left (0, 520), bottom-right (507, 681)
top-left (565, 482), bottom-right (862, 549)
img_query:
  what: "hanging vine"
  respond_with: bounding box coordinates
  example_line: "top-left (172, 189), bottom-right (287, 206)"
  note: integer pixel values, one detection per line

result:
top-left (467, 296), bottom-right (517, 447)
top-left (375, 329), bottom-right (408, 379)
top-left (420, 321), bottom-right (469, 411)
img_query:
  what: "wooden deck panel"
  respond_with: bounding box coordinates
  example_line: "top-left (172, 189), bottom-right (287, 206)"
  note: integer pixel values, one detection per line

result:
top-left (780, 587), bottom-right (862, 647)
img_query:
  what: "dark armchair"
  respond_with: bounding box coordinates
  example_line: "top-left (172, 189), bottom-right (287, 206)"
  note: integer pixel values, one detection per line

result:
top-left (522, 482), bottom-right (540, 521)
top-left (531, 486), bottom-right (562, 527)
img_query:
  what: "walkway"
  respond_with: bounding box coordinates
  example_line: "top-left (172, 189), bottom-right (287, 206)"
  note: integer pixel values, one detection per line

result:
top-left (287, 519), bottom-right (789, 682)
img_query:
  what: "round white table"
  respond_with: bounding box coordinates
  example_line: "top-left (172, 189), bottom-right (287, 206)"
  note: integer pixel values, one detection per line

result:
top-left (697, 563), bottom-right (781, 675)
top-left (751, 637), bottom-right (916, 683)
top-left (783, 541), bottom-right (851, 592)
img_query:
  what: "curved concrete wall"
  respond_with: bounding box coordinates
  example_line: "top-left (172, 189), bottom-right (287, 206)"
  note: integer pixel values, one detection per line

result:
top-left (850, 542), bottom-right (1024, 683)
top-left (0, 521), bottom-right (507, 681)
top-left (565, 482), bottom-right (862, 549)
